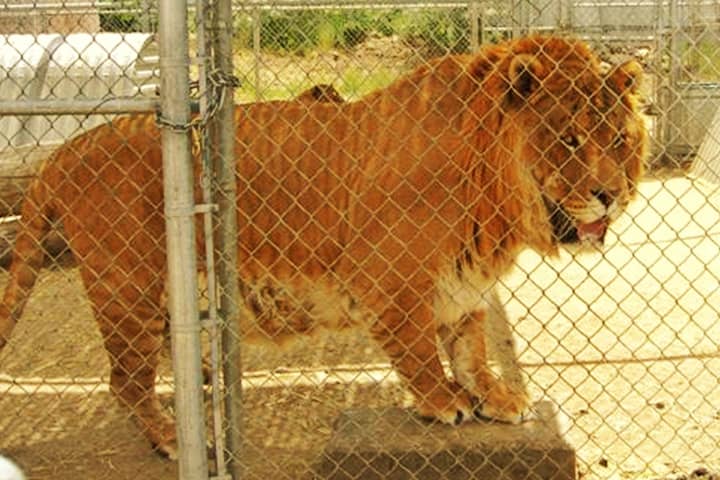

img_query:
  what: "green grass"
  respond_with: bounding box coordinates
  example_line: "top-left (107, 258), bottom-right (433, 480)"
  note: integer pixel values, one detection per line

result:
top-left (234, 65), bottom-right (401, 103)
top-left (336, 66), bottom-right (399, 99)
top-left (682, 38), bottom-right (720, 82)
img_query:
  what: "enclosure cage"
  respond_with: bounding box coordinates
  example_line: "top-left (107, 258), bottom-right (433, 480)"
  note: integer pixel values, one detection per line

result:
top-left (0, 1), bottom-right (719, 480)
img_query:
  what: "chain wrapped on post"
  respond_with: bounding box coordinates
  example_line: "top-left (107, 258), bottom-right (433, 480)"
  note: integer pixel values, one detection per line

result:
top-left (154, 69), bottom-right (240, 166)
top-left (155, 69), bottom-right (240, 134)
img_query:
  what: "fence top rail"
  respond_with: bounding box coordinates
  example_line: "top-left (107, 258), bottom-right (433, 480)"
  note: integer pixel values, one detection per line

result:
top-left (2, 0), bottom-right (719, 11)
top-left (234, 0), bottom-right (720, 8)
top-left (234, 0), bottom-right (474, 10)
top-left (0, 0), bottom-right (473, 9)
top-left (574, 0), bottom-right (718, 6)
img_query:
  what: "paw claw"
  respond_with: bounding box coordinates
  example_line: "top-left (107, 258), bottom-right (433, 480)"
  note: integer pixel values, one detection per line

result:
top-left (473, 402), bottom-right (527, 425)
top-left (152, 442), bottom-right (178, 461)
top-left (454, 410), bottom-right (464, 425)
top-left (473, 404), bottom-right (486, 421)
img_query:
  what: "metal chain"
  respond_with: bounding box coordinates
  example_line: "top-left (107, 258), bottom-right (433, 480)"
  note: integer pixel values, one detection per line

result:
top-left (155, 68), bottom-right (241, 133)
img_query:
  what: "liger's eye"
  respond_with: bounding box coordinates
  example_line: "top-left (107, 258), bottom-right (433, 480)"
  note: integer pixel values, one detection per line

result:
top-left (561, 134), bottom-right (580, 151)
top-left (612, 131), bottom-right (626, 149)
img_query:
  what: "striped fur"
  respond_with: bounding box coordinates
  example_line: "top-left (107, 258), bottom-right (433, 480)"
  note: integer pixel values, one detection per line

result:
top-left (0, 36), bottom-right (646, 457)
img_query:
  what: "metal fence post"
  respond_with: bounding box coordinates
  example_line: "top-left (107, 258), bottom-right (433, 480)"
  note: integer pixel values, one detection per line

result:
top-left (210, 0), bottom-right (245, 478)
top-left (468, 1), bottom-right (479, 52)
top-left (253, 7), bottom-right (262, 100)
top-left (158, 0), bottom-right (209, 478)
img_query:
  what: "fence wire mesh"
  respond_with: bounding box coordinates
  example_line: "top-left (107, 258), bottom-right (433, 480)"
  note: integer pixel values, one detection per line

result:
top-left (0, 2), bottom-right (719, 480)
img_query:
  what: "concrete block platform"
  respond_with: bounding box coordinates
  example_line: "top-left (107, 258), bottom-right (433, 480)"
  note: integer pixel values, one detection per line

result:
top-left (313, 401), bottom-right (575, 480)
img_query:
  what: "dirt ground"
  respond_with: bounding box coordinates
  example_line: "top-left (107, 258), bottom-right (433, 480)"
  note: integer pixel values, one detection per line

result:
top-left (0, 176), bottom-right (719, 480)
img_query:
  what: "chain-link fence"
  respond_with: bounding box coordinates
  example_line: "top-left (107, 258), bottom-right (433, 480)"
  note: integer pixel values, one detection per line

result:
top-left (0, 1), bottom-right (719, 480)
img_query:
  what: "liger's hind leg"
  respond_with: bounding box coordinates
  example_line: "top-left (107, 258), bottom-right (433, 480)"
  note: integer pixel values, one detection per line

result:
top-left (439, 309), bottom-right (529, 423)
top-left (81, 265), bottom-right (177, 458)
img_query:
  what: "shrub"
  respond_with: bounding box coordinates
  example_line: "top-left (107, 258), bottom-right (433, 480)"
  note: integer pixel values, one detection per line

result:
top-left (99, 0), bottom-right (157, 32)
top-left (392, 8), bottom-right (470, 55)
top-left (234, 8), bottom-right (472, 56)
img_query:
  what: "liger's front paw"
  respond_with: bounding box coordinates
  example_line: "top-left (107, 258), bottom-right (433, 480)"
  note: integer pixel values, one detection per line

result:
top-left (136, 412), bottom-right (178, 460)
top-left (471, 379), bottom-right (531, 424)
top-left (414, 381), bottom-right (475, 426)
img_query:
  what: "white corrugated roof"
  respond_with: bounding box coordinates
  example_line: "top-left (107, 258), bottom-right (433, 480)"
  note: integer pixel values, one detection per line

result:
top-left (48, 33), bottom-right (154, 74)
top-left (0, 33), bottom-right (61, 74)
top-left (0, 32), bottom-right (158, 149)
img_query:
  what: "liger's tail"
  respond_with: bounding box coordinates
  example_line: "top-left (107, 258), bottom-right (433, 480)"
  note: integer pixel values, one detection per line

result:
top-left (0, 167), bottom-right (56, 349)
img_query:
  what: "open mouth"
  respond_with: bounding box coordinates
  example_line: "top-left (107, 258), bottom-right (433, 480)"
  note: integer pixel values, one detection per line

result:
top-left (576, 218), bottom-right (608, 243)
top-left (546, 200), bottom-right (608, 245)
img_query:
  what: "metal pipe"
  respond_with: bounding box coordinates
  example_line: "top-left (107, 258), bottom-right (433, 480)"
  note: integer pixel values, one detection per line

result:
top-left (194, 0), bottom-right (229, 475)
top-left (468, 1), bottom-right (479, 52)
top-left (0, 98), bottom-right (158, 116)
top-left (9, 34), bottom-right (61, 147)
top-left (563, 0), bottom-right (575, 32)
top-left (654, 0), bottom-right (667, 148)
top-left (252, 7), bottom-right (262, 101)
top-left (236, 0), bottom-right (484, 9)
top-left (158, 0), bottom-right (208, 478)
top-left (663, 0), bottom-right (681, 150)
top-left (210, 0), bottom-right (245, 477)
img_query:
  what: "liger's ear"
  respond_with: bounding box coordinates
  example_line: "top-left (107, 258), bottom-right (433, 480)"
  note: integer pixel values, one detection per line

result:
top-left (468, 48), bottom-right (503, 80)
top-left (508, 53), bottom-right (544, 100)
top-left (606, 60), bottom-right (643, 96)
